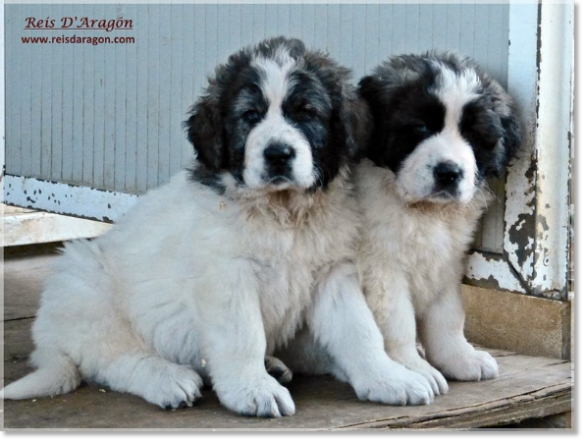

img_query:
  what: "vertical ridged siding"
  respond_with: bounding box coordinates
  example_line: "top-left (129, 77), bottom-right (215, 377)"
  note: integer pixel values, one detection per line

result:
top-left (5, 2), bottom-right (510, 252)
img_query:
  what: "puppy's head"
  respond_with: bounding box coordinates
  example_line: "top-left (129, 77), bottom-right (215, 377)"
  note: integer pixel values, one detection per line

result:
top-left (185, 37), bottom-right (365, 193)
top-left (359, 51), bottom-right (522, 205)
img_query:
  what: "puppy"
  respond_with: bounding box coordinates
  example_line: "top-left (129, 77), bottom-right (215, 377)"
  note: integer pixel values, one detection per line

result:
top-left (355, 52), bottom-right (522, 394)
top-left (2, 38), bottom-right (434, 417)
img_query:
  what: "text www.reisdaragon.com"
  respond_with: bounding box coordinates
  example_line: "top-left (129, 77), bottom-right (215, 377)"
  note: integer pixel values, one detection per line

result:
top-left (21, 35), bottom-right (135, 45)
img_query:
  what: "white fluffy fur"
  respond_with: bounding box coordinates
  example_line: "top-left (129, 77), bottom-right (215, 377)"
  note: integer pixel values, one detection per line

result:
top-left (1, 166), bottom-right (435, 415)
top-left (356, 159), bottom-right (498, 395)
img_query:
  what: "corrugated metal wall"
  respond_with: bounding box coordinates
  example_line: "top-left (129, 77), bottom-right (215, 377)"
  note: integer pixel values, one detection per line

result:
top-left (5, 2), bottom-right (510, 252)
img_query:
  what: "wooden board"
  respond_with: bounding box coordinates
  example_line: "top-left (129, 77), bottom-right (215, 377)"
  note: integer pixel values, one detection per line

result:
top-left (462, 284), bottom-right (572, 360)
top-left (1, 205), bottom-right (111, 247)
top-left (1, 318), bottom-right (572, 430)
top-left (2, 253), bottom-right (55, 321)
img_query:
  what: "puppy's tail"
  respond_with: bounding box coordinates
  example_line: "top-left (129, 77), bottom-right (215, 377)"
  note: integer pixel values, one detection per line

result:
top-left (1, 349), bottom-right (80, 400)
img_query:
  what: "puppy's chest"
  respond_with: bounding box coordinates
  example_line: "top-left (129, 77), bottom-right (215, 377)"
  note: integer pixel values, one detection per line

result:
top-left (244, 212), bottom-right (356, 349)
top-left (400, 218), bottom-right (465, 269)
top-left (376, 210), bottom-right (475, 299)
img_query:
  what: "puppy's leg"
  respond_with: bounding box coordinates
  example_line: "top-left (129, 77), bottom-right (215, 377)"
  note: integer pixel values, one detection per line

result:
top-left (200, 262), bottom-right (295, 418)
top-left (308, 261), bottom-right (434, 405)
top-left (275, 328), bottom-right (341, 379)
top-left (97, 352), bottom-right (204, 409)
top-left (419, 284), bottom-right (498, 381)
top-left (368, 276), bottom-right (449, 395)
top-left (264, 356), bottom-right (293, 385)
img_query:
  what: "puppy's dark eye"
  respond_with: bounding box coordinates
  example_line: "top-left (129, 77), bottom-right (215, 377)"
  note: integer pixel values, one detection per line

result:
top-left (244, 110), bottom-right (262, 125)
top-left (413, 124), bottom-right (428, 135)
top-left (296, 106), bottom-right (318, 119)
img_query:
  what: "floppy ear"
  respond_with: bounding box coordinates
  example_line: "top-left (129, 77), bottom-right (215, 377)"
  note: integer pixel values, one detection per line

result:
top-left (483, 97), bottom-right (523, 178)
top-left (358, 75), bottom-right (387, 119)
top-left (500, 110), bottom-right (523, 164)
top-left (358, 74), bottom-right (396, 165)
top-left (184, 83), bottom-right (225, 172)
top-left (330, 91), bottom-right (372, 161)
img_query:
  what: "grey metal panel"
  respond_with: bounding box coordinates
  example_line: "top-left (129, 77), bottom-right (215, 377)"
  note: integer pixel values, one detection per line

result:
top-left (5, 3), bottom-right (510, 252)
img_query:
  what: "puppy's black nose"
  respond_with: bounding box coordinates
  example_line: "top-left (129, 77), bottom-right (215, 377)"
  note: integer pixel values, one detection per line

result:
top-left (264, 143), bottom-right (295, 164)
top-left (434, 161), bottom-right (463, 188)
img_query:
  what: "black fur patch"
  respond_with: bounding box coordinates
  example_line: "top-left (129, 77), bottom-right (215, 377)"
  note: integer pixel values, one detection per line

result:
top-left (188, 166), bottom-right (226, 195)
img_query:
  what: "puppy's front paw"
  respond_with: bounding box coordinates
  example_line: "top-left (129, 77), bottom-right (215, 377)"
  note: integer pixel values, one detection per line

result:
top-left (437, 350), bottom-right (498, 381)
top-left (219, 375), bottom-right (296, 418)
top-left (398, 357), bottom-right (449, 396)
top-left (353, 361), bottom-right (435, 406)
top-left (145, 365), bottom-right (203, 410)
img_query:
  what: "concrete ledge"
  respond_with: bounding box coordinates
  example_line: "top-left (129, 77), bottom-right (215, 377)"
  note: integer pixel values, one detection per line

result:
top-left (462, 284), bottom-right (571, 360)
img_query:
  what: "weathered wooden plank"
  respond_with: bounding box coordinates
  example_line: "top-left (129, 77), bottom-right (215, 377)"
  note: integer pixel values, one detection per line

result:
top-left (3, 254), bottom-right (58, 321)
top-left (1, 212), bottom-right (110, 248)
top-left (2, 317), bottom-right (571, 430)
top-left (343, 385), bottom-right (571, 429)
top-left (462, 285), bottom-right (571, 359)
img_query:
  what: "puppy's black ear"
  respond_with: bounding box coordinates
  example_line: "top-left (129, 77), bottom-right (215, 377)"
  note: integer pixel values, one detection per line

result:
top-left (500, 110), bottom-right (523, 164)
top-left (332, 92), bottom-right (372, 160)
top-left (308, 56), bottom-right (369, 160)
top-left (483, 93), bottom-right (523, 178)
top-left (358, 75), bottom-right (387, 117)
top-left (184, 83), bottom-right (225, 172)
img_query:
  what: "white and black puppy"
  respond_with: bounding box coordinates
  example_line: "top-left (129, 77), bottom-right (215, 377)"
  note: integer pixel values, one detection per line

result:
top-left (355, 52), bottom-right (522, 394)
top-left (2, 38), bottom-right (435, 417)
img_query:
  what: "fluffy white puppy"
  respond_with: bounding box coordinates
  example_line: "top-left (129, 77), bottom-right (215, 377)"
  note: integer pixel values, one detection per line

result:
top-left (2, 38), bottom-right (434, 417)
top-left (355, 52), bottom-right (522, 395)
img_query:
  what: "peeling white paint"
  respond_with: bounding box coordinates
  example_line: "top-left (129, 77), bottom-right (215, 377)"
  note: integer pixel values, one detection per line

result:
top-left (467, 252), bottom-right (525, 294)
top-left (530, 1), bottom-right (572, 295)
top-left (502, 1), bottom-right (539, 280)
top-left (468, 1), bottom-right (572, 299)
top-left (3, 175), bottom-right (138, 222)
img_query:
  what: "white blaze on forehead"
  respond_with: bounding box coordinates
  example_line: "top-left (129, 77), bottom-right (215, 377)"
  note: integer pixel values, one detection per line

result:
top-left (243, 49), bottom-right (315, 190)
top-left (252, 49), bottom-right (297, 111)
top-left (434, 65), bottom-right (481, 131)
